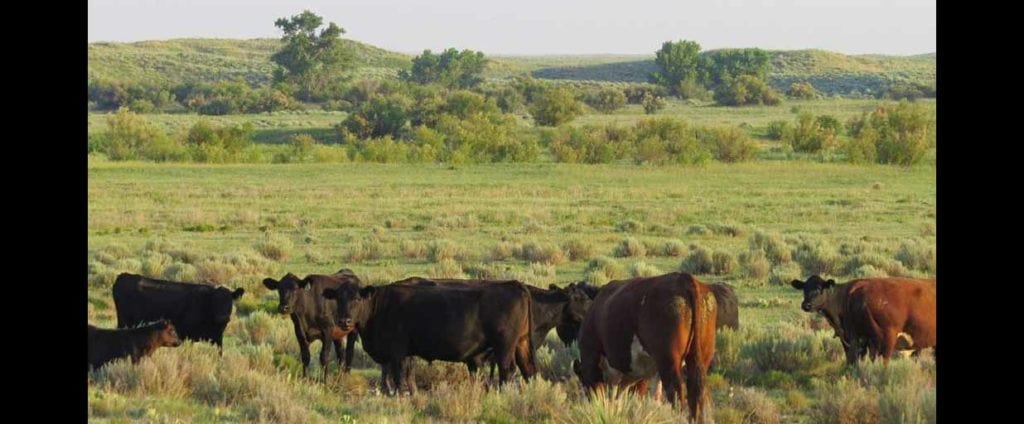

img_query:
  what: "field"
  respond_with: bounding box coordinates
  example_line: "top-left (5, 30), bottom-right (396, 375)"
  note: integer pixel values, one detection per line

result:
top-left (87, 158), bottom-right (936, 422)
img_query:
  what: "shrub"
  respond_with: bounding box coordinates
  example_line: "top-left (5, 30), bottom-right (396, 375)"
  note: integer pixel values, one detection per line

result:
top-left (530, 87), bottom-right (584, 126)
top-left (346, 238), bottom-right (387, 262)
top-left (711, 250), bottom-right (739, 275)
top-left (727, 387), bottom-right (781, 424)
top-left (680, 245), bottom-right (714, 274)
top-left (427, 239), bottom-right (465, 262)
top-left (489, 241), bottom-right (518, 261)
top-left (254, 233), bottom-right (293, 262)
top-left (583, 256), bottom-right (625, 285)
top-left (749, 230), bottom-right (792, 264)
top-left (740, 249), bottom-right (771, 280)
top-left (659, 239), bottom-right (688, 257)
top-left (783, 113), bottom-right (841, 153)
top-left (517, 241), bottom-right (568, 265)
top-left (399, 239), bottom-right (427, 259)
top-left (846, 101), bottom-right (934, 166)
top-left (561, 238), bottom-right (594, 261)
top-left (768, 262), bottom-right (803, 286)
top-left (184, 120), bottom-right (254, 163)
top-left (642, 93), bottom-right (667, 114)
top-left (765, 120), bottom-right (789, 140)
top-left (612, 237), bottom-right (647, 258)
top-left (430, 258), bottom-right (466, 279)
top-left (786, 81), bottom-right (821, 100)
top-left (628, 261), bottom-right (663, 277)
top-left (895, 240), bottom-right (936, 273)
top-left (586, 87), bottom-right (627, 113)
top-left (631, 118), bottom-right (710, 165)
top-left (715, 75), bottom-right (782, 106)
top-left (793, 237), bottom-right (840, 275)
top-left (701, 126), bottom-right (757, 163)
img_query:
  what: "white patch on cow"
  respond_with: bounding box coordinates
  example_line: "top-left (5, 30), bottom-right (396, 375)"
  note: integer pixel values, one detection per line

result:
top-left (895, 332), bottom-right (915, 350)
top-left (602, 336), bottom-right (658, 386)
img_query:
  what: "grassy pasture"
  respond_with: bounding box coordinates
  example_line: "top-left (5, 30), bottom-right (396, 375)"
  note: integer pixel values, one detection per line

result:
top-left (87, 160), bottom-right (935, 422)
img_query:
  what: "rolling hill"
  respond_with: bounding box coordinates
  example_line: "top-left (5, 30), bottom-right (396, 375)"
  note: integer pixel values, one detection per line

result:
top-left (88, 38), bottom-right (934, 96)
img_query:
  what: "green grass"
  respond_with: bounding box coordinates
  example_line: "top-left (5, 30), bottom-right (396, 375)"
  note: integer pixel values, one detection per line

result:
top-left (87, 158), bottom-right (934, 421)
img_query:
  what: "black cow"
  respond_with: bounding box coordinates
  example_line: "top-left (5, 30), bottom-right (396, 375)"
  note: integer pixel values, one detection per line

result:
top-left (262, 269), bottom-right (360, 379)
top-left (391, 277), bottom-right (597, 382)
top-left (323, 280), bottom-right (536, 395)
top-left (88, 320), bottom-right (182, 369)
top-left (709, 282), bottom-right (739, 330)
top-left (112, 273), bottom-right (244, 353)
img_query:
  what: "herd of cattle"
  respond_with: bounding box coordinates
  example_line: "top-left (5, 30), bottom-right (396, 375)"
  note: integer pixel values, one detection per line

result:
top-left (88, 270), bottom-right (935, 422)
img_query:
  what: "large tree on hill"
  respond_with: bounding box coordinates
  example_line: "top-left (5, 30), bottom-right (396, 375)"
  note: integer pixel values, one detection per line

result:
top-left (401, 48), bottom-right (488, 89)
top-left (271, 10), bottom-right (354, 102)
top-left (651, 40), bottom-right (704, 96)
top-left (702, 48), bottom-right (772, 87)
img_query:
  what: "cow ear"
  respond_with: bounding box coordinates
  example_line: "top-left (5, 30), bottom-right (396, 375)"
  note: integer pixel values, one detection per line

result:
top-left (232, 288), bottom-right (245, 300)
top-left (298, 278), bottom-right (313, 289)
top-left (359, 286), bottom-right (377, 299)
top-left (826, 279), bottom-right (836, 288)
top-left (549, 284), bottom-right (560, 290)
top-left (790, 279), bottom-right (805, 289)
top-left (322, 288), bottom-right (337, 300)
top-left (262, 278), bottom-right (279, 290)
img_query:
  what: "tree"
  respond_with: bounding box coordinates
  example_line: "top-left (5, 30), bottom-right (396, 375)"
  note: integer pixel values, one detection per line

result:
top-left (651, 40), bottom-right (704, 96)
top-left (529, 87), bottom-right (583, 126)
top-left (401, 48), bottom-right (488, 89)
top-left (702, 48), bottom-right (772, 87)
top-left (271, 10), bottom-right (354, 101)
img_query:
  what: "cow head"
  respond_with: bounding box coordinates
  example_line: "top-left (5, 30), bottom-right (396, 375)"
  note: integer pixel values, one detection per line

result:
top-left (157, 319), bottom-right (183, 347)
top-left (790, 275), bottom-right (837, 312)
top-left (209, 286), bottom-right (245, 324)
top-left (322, 284), bottom-right (374, 334)
top-left (262, 273), bottom-right (309, 314)
top-left (552, 282), bottom-right (595, 346)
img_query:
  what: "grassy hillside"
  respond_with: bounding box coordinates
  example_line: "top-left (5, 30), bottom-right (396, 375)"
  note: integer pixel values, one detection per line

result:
top-left (87, 38), bottom-right (412, 86)
top-left (89, 38), bottom-right (934, 96)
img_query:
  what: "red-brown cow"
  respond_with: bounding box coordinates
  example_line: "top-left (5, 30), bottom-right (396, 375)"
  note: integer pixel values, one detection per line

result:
top-left (576, 272), bottom-right (717, 423)
top-left (791, 275), bottom-right (936, 365)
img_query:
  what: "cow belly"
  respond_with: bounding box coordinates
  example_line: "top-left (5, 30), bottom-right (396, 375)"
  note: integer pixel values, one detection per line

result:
top-left (602, 336), bottom-right (658, 386)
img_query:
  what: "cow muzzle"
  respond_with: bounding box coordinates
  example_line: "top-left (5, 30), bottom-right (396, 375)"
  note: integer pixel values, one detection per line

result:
top-left (801, 301), bottom-right (813, 312)
top-left (279, 305), bottom-right (292, 314)
top-left (339, 318), bottom-right (355, 332)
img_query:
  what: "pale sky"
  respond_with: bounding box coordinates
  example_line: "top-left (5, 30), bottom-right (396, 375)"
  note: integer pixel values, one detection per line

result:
top-left (88, 0), bottom-right (936, 56)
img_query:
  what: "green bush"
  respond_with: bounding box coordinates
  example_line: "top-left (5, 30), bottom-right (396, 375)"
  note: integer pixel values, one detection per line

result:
top-left (766, 120), bottom-right (789, 140)
top-left (786, 81), bottom-right (821, 100)
top-left (612, 237), bottom-right (647, 258)
top-left (700, 126), bottom-right (757, 163)
top-left (783, 113), bottom-right (841, 153)
top-left (585, 87), bottom-right (627, 113)
top-left (847, 101), bottom-right (935, 166)
top-left (184, 120), bottom-right (254, 163)
top-left (680, 245), bottom-right (714, 274)
top-left (583, 256), bottom-right (625, 285)
top-left (715, 75), bottom-right (782, 106)
top-left (641, 93), bottom-right (666, 114)
top-left (530, 87), bottom-right (584, 126)
top-left (631, 118), bottom-right (711, 165)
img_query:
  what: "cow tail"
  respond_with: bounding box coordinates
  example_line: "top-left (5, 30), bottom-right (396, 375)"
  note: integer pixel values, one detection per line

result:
top-left (684, 278), bottom-right (713, 422)
top-left (525, 286), bottom-right (537, 378)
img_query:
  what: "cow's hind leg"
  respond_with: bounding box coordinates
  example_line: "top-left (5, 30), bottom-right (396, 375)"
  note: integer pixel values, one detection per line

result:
top-left (514, 335), bottom-right (537, 381)
top-left (879, 329), bottom-right (900, 367)
top-left (655, 357), bottom-right (684, 409)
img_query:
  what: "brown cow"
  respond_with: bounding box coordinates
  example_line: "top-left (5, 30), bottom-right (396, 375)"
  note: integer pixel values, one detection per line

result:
top-left (576, 272), bottom-right (717, 423)
top-left (88, 320), bottom-right (182, 370)
top-left (791, 275), bottom-right (936, 365)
